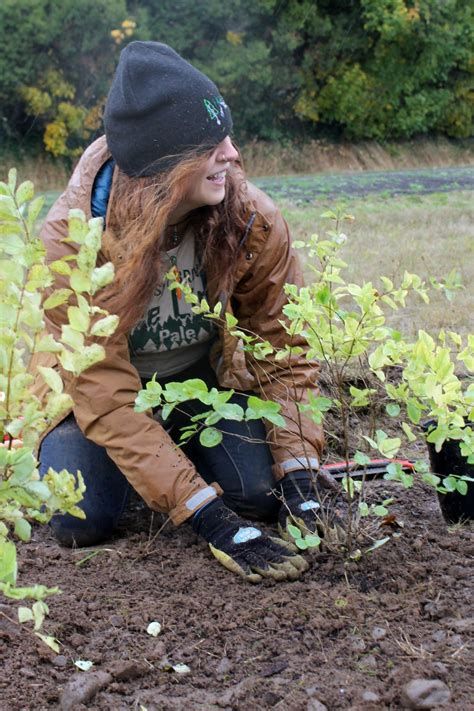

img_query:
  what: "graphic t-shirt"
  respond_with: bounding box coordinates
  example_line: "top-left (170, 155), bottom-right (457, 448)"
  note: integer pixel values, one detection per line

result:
top-left (129, 232), bottom-right (215, 378)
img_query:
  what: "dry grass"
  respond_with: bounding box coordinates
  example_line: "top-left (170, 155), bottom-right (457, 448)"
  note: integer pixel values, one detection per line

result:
top-left (282, 191), bottom-right (474, 338)
top-left (2, 137), bottom-right (473, 190)
top-left (243, 137), bottom-right (474, 178)
top-left (0, 153), bottom-right (70, 191)
top-left (394, 629), bottom-right (433, 660)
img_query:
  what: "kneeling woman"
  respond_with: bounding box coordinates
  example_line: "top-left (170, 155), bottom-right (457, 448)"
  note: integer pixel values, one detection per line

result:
top-left (35, 42), bottom-right (331, 583)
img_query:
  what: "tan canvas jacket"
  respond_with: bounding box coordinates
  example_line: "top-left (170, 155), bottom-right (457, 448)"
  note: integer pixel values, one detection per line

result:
top-left (31, 136), bottom-right (324, 525)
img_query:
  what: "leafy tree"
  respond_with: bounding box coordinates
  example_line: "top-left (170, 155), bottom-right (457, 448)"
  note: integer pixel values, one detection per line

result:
top-left (129, 0), bottom-right (298, 140)
top-left (1, 0), bottom-right (472, 151)
top-left (291, 0), bottom-right (473, 139)
top-left (0, 0), bottom-right (127, 152)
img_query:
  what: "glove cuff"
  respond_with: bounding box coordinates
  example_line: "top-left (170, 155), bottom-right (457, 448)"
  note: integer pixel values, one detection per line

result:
top-left (280, 470), bottom-right (315, 500)
top-left (191, 497), bottom-right (225, 536)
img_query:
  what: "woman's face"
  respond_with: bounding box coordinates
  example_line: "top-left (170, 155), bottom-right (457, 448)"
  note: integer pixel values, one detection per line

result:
top-left (178, 136), bottom-right (239, 217)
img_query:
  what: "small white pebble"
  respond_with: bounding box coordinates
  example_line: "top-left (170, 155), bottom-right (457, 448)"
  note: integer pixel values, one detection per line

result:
top-left (146, 621), bottom-right (162, 637)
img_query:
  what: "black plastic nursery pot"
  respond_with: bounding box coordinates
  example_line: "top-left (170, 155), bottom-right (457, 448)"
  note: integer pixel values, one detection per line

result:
top-left (424, 422), bottom-right (474, 525)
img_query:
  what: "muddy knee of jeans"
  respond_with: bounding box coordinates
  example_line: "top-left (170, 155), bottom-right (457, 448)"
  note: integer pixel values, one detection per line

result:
top-left (224, 488), bottom-right (280, 522)
top-left (50, 517), bottom-right (115, 548)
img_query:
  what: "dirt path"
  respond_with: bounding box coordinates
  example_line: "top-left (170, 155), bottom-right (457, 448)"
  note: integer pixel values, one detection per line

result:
top-left (254, 166), bottom-right (474, 203)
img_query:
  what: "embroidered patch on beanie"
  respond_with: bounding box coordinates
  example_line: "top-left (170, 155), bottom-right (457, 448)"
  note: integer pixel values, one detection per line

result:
top-left (203, 97), bottom-right (229, 125)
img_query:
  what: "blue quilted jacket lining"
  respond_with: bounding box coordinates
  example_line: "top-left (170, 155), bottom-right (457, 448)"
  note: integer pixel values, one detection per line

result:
top-left (91, 158), bottom-right (115, 221)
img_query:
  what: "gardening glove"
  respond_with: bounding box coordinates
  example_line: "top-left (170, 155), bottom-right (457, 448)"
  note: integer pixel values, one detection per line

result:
top-left (278, 470), bottom-right (347, 548)
top-left (191, 498), bottom-right (309, 583)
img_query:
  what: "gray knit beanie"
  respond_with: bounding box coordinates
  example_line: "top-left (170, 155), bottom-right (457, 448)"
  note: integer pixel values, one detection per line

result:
top-left (103, 41), bottom-right (233, 177)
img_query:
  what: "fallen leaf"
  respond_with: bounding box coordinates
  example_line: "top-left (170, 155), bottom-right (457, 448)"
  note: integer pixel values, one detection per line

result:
top-left (380, 514), bottom-right (404, 528)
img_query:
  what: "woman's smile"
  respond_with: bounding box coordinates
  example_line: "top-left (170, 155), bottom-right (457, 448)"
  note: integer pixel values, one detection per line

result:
top-left (206, 167), bottom-right (228, 185)
top-left (169, 136), bottom-right (238, 221)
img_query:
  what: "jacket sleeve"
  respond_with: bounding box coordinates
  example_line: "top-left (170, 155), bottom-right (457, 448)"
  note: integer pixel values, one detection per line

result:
top-left (231, 206), bottom-right (324, 480)
top-left (38, 192), bottom-right (218, 525)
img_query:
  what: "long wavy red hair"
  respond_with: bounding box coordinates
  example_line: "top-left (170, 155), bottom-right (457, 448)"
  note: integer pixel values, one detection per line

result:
top-left (103, 147), bottom-right (249, 333)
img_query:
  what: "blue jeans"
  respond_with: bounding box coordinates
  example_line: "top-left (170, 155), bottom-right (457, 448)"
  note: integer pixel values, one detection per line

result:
top-left (39, 359), bottom-right (280, 546)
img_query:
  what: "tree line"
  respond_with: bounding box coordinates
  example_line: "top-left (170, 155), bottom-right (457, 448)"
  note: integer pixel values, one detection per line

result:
top-left (1, 0), bottom-right (472, 158)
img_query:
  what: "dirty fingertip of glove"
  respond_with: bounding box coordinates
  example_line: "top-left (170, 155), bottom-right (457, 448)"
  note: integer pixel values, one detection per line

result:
top-left (292, 554), bottom-right (310, 572)
top-left (256, 564), bottom-right (287, 581)
top-left (277, 558), bottom-right (307, 580)
top-left (270, 534), bottom-right (298, 553)
top-left (271, 551), bottom-right (309, 576)
top-left (208, 543), bottom-right (262, 583)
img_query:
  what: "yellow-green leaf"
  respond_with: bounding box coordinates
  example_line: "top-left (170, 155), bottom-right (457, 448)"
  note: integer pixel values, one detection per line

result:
top-left (70, 269), bottom-right (91, 293)
top-left (90, 315), bottom-right (119, 337)
top-left (14, 518), bottom-right (32, 542)
top-left (67, 306), bottom-right (90, 333)
top-left (18, 606), bottom-right (34, 624)
top-left (43, 289), bottom-right (72, 310)
top-left (37, 366), bottom-right (63, 394)
top-left (49, 260), bottom-right (72, 276)
top-left (35, 632), bottom-right (60, 653)
top-left (61, 324), bottom-right (84, 350)
top-left (35, 334), bottom-right (63, 353)
top-left (0, 540), bottom-right (17, 585)
top-left (15, 181), bottom-right (34, 206)
top-left (402, 421), bottom-right (417, 442)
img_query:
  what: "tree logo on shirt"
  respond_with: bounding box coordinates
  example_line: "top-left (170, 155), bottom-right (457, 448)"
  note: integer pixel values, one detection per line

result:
top-left (129, 256), bottom-right (214, 353)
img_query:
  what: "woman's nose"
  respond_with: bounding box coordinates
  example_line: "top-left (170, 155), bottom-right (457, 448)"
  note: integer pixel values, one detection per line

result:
top-left (217, 136), bottom-right (239, 162)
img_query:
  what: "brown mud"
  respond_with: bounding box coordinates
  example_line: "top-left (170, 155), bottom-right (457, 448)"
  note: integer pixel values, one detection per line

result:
top-left (1, 479), bottom-right (472, 710)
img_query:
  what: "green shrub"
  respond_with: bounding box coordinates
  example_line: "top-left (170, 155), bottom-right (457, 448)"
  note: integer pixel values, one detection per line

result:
top-left (140, 208), bottom-right (473, 559)
top-left (0, 169), bottom-right (117, 648)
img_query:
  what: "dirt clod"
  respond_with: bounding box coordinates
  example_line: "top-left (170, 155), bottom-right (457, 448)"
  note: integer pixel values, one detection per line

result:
top-left (18, 667), bottom-right (35, 678)
top-left (306, 699), bottom-right (328, 711)
top-left (444, 617), bottom-right (473, 633)
top-left (348, 635), bottom-right (367, 653)
top-left (216, 656), bottom-right (233, 676)
top-left (359, 653), bottom-right (377, 670)
top-left (371, 626), bottom-right (387, 641)
top-left (401, 679), bottom-right (451, 709)
top-left (52, 654), bottom-right (68, 668)
top-left (60, 670), bottom-right (112, 710)
top-left (362, 690), bottom-right (380, 702)
top-left (107, 659), bottom-right (150, 681)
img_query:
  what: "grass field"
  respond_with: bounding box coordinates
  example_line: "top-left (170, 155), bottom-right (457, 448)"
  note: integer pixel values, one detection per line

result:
top-left (255, 166), bottom-right (474, 201)
top-left (280, 190), bottom-right (473, 339)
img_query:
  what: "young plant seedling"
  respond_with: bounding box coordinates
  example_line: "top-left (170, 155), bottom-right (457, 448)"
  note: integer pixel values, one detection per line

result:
top-left (286, 523), bottom-right (321, 551)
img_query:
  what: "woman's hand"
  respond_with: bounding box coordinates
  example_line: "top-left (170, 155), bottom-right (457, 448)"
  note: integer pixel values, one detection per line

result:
top-left (278, 471), bottom-right (346, 546)
top-left (191, 498), bottom-right (308, 583)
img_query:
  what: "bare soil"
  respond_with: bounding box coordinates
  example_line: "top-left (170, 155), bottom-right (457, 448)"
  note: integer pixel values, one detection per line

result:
top-left (254, 166), bottom-right (474, 203)
top-left (1, 478), bottom-right (472, 710)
